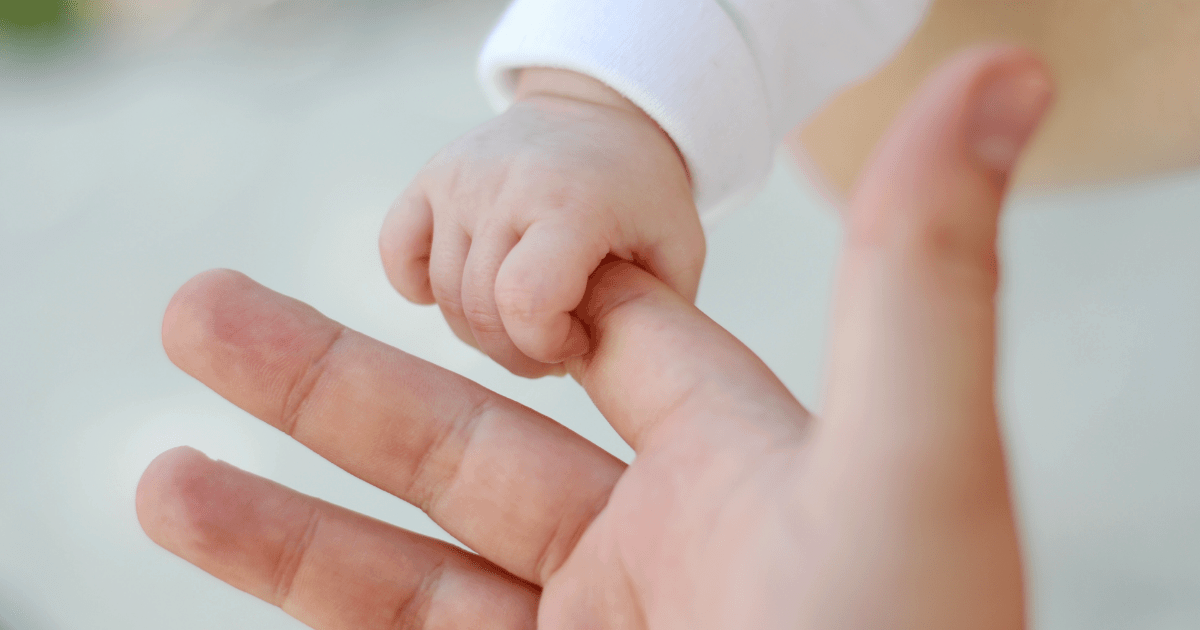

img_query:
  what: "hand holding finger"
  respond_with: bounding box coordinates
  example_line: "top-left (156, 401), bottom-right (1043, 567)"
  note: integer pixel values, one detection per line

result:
top-left (495, 218), bottom-right (609, 364)
top-left (461, 219), bottom-right (577, 377)
top-left (381, 85), bottom-right (699, 379)
top-left (142, 46), bottom-right (1056, 630)
top-left (568, 260), bottom-right (810, 453)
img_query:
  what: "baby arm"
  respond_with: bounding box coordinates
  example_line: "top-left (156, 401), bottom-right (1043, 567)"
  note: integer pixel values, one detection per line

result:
top-left (380, 67), bottom-right (702, 378)
top-left (382, 0), bottom-right (931, 378)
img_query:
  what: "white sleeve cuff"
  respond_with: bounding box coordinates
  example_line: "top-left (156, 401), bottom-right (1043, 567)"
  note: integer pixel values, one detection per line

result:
top-left (478, 0), bottom-right (775, 220)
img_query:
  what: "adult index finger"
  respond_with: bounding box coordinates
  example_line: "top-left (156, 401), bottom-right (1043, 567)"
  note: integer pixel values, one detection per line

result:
top-left (568, 260), bottom-right (811, 455)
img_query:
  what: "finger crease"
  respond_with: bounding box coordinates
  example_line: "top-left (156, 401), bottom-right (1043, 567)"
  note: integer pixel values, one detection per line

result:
top-left (534, 491), bottom-right (608, 584)
top-left (279, 326), bottom-right (349, 437)
top-left (633, 377), bottom-right (709, 451)
top-left (273, 505), bottom-right (322, 608)
top-left (407, 395), bottom-right (489, 514)
top-left (389, 557), bottom-right (447, 630)
top-left (617, 543), bottom-right (650, 629)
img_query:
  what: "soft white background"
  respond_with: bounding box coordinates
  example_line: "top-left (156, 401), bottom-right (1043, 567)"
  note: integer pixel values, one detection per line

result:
top-left (1, 1), bottom-right (1199, 628)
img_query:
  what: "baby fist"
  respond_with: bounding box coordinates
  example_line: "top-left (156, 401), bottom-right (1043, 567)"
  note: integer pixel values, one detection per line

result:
top-left (380, 68), bottom-right (704, 377)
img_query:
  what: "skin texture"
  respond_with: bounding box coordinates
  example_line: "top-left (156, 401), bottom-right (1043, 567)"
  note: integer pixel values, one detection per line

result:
top-left (380, 67), bottom-right (703, 378)
top-left (797, 0), bottom-right (1200, 198)
top-left (139, 46), bottom-right (1052, 629)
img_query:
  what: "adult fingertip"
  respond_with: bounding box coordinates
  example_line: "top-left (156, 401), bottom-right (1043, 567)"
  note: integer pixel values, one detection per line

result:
top-left (968, 53), bottom-right (1055, 174)
top-left (135, 446), bottom-right (215, 546)
top-left (162, 269), bottom-right (252, 366)
top-left (847, 46), bottom-right (1055, 256)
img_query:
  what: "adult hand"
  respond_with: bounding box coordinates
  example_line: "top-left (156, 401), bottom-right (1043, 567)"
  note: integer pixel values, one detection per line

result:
top-left (137, 45), bottom-right (1052, 629)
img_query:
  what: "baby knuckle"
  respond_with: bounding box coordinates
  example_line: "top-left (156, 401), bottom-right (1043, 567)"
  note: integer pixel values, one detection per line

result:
top-left (431, 289), bottom-right (465, 318)
top-left (461, 303), bottom-right (506, 334)
top-left (494, 276), bottom-right (546, 323)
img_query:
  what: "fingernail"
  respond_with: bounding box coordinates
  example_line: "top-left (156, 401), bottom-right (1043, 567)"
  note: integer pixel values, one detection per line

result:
top-left (969, 62), bottom-right (1054, 171)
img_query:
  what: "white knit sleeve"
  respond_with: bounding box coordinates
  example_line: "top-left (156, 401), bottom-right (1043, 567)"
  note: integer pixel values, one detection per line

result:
top-left (478, 0), bottom-right (929, 220)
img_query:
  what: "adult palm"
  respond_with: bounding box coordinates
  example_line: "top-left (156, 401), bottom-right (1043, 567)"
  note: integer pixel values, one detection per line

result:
top-left (138, 46), bottom-right (1051, 629)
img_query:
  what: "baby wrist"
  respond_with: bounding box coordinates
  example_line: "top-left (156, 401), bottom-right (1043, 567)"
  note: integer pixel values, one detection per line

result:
top-left (514, 68), bottom-right (642, 115)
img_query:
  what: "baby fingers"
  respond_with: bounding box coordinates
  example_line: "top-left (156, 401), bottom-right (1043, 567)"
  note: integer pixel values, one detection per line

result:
top-left (496, 219), bottom-right (609, 365)
top-left (462, 222), bottom-right (567, 377)
top-left (426, 220), bottom-right (480, 350)
top-left (380, 185), bottom-right (435, 305)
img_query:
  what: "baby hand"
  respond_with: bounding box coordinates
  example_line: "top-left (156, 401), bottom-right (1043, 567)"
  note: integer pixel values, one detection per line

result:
top-left (380, 68), bottom-right (704, 377)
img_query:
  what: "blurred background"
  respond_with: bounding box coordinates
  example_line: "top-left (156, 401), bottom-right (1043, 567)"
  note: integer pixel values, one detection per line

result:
top-left (2, 0), bottom-right (1200, 628)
